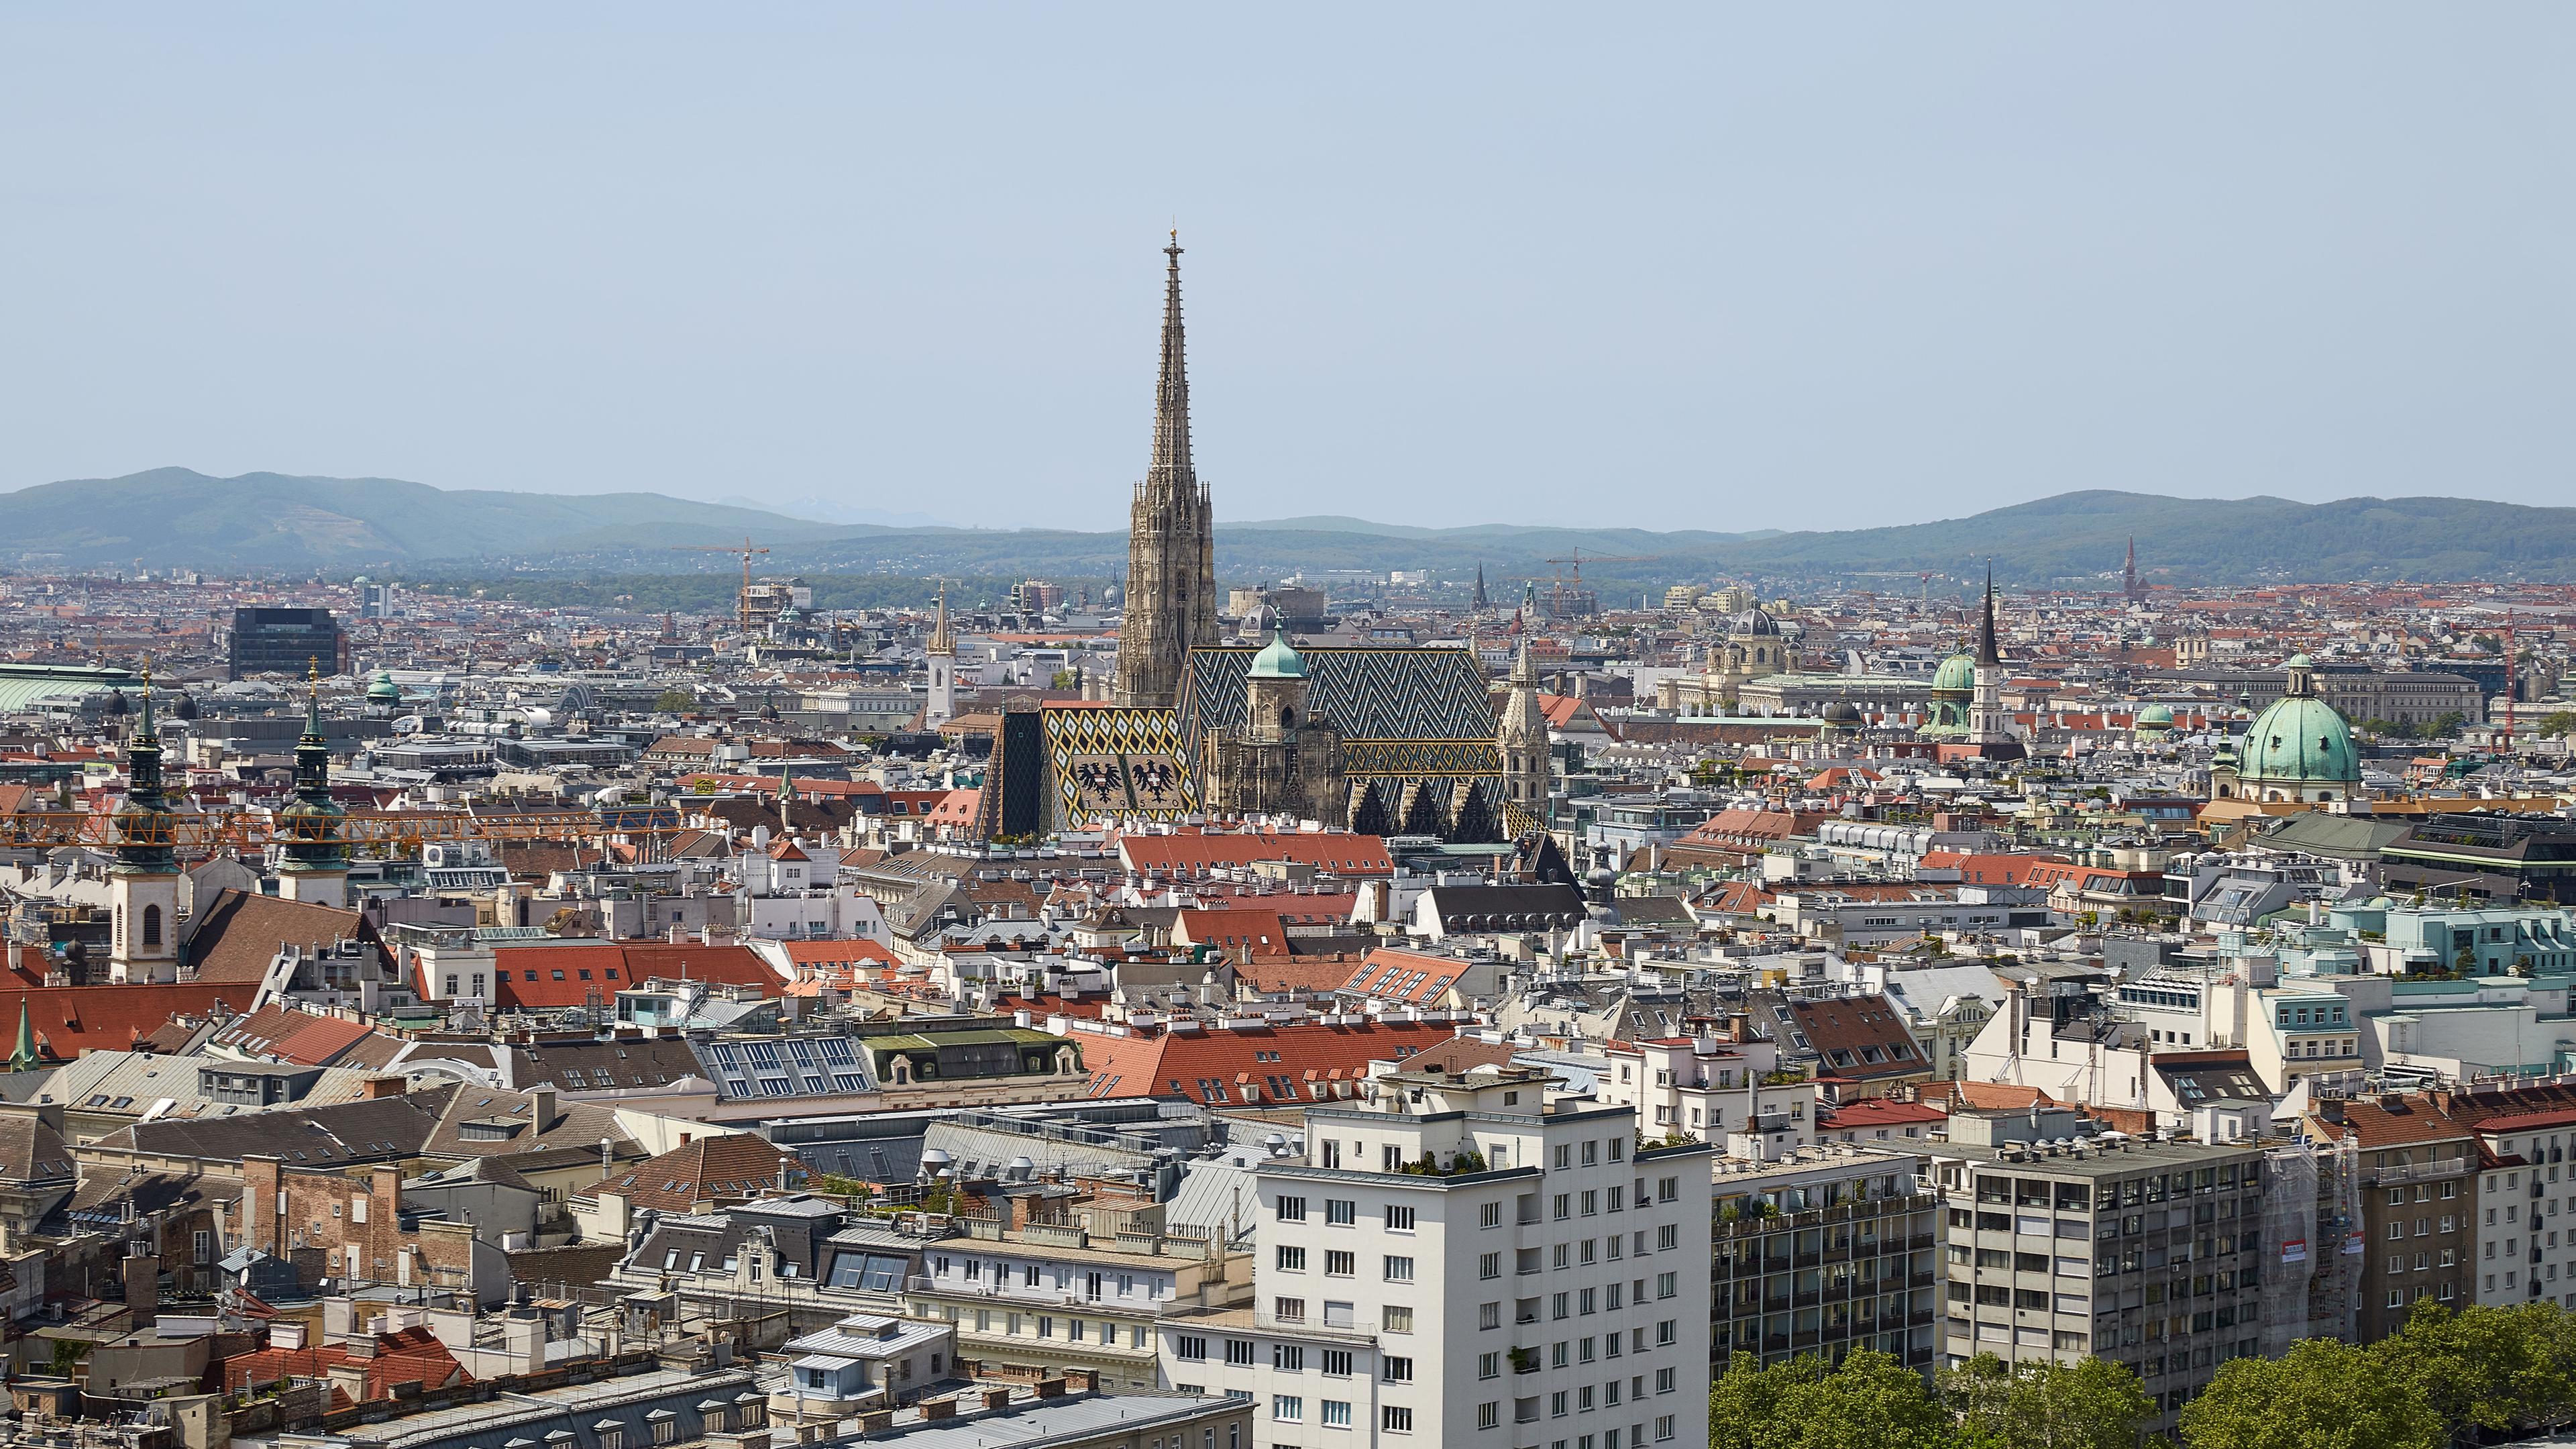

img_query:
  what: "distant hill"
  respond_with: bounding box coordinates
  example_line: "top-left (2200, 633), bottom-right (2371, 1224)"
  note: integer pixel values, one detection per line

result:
top-left (761, 491), bottom-right (2576, 590)
top-left (0, 468), bottom-right (833, 570)
top-left (7, 470), bottom-right (2575, 586)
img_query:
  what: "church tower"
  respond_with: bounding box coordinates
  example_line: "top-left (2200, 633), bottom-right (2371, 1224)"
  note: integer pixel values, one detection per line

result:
top-left (109, 665), bottom-right (181, 983)
top-left (1497, 639), bottom-right (1550, 814)
top-left (1968, 566), bottom-right (2013, 748)
top-left (1114, 233), bottom-right (1218, 708)
top-left (924, 582), bottom-right (958, 727)
top-left (276, 661), bottom-right (350, 905)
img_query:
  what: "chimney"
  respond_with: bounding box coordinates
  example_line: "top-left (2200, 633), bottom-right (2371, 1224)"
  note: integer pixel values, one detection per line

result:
top-left (920, 1399), bottom-right (957, 1422)
top-left (528, 1086), bottom-right (556, 1132)
top-left (1034, 1377), bottom-right (1067, 1400)
top-left (981, 1389), bottom-right (1013, 1412)
top-left (362, 1075), bottom-right (406, 1099)
top-left (122, 1250), bottom-right (160, 1332)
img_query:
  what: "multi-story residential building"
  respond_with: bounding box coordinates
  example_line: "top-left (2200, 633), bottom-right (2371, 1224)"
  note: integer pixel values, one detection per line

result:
top-left (2308, 1095), bottom-right (2475, 1340)
top-left (1927, 1107), bottom-right (2269, 1432)
top-left (2467, 1106), bottom-right (2576, 1310)
top-left (2361, 901), bottom-right (2576, 977)
top-left (2106, 955), bottom-right (2367, 1095)
top-left (1597, 1030), bottom-right (1817, 1148)
top-left (1707, 1144), bottom-right (1939, 1372)
top-left (904, 1210), bottom-right (1252, 1391)
top-left (1152, 1063), bottom-right (1714, 1449)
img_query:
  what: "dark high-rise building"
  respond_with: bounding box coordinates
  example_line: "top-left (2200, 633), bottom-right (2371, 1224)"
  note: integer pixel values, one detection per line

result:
top-left (1114, 233), bottom-right (1217, 708)
top-left (228, 608), bottom-right (344, 681)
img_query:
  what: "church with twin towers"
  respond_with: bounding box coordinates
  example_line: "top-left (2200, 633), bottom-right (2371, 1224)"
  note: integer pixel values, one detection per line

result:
top-left (985, 238), bottom-right (1544, 843)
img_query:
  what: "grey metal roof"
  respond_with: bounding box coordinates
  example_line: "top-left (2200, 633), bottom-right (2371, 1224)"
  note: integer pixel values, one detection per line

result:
top-left (842, 1391), bottom-right (1243, 1449)
top-left (345, 1366), bottom-right (758, 1449)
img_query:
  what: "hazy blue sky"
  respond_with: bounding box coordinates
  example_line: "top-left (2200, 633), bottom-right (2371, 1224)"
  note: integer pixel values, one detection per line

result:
top-left (2, 7), bottom-right (2570, 531)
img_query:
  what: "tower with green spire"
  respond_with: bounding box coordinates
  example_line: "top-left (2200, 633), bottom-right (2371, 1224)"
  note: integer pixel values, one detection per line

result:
top-left (109, 660), bottom-right (182, 981)
top-left (277, 659), bottom-right (350, 904)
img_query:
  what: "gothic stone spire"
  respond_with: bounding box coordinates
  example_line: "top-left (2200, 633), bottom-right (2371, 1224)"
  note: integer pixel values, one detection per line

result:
top-left (1116, 232), bottom-right (1219, 707)
top-left (1976, 563), bottom-right (2002, 667)
top-left (1149, 233), bottom-right (1193, 498)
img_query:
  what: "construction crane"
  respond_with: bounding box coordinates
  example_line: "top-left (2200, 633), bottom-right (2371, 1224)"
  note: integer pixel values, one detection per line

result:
top-left (1505, 548), bottom-right (1656, 588)
top-left (1505, 551), bottom-right (1656, 622)
top-left (669, 537), bottom-right (770, 633)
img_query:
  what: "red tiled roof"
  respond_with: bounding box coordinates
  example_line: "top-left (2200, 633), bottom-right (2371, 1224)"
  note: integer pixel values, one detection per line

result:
top-left (1536, 695), bottom-right (1619, 739)
top-left (1917, 851), bottom-right (2072, 887)
top-left (580, 1135), bottom-right (808, 1211)
top-left (221, 1327), bottom-right (467, 1404)
top-left (485, 942), bottom-right (782, 1010)
top-left (2467, 1106), bottom-right (2576, 1134)
top-left (207, 1005), bottom-right (378, 1066)
top-left (8, 985), bottom-right (250, 1062)
top-left (1234, 957), bottom-right (1366, 996)
top-left (1821, 1098), bottom-right (1947, 1130)
top-left (1338, 947), bottom-right (1474, 1007)
top-left (774, 939), bottom-right (900, 967)
top-left (1080, 1020), bottom-right (1456, 1105)
top-left (1949, 1081), bottom-right (2060, 1110)
top-left (1175, 908), bottom-right (1291, 952)
top-left (1678, 809), bottom-right (1828, 851)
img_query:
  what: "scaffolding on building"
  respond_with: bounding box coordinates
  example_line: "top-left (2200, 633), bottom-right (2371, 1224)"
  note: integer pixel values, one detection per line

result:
top-left (2260, 1130), bottom-right (2363, 1355)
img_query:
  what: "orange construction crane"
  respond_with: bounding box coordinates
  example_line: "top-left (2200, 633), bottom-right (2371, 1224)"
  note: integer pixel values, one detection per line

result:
top-left (669, 537), bottom-right (771, 633)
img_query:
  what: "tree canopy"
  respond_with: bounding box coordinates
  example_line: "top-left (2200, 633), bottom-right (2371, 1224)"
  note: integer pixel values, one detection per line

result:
top-left (1707, 1301), bottom-right (2576, 1449)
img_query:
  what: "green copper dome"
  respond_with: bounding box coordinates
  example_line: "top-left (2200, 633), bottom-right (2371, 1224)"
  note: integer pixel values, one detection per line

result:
top-left (2136, 704), bottom-right (2175, 729)
top-left (2241, 694), bottom-right (2357, 784)
top-left (367, 669), bottom-right (400, 703)
top-left (1249, 625), bottom-right (1307, 680)
top-left (1929, 652), bottom-right (1977, 694)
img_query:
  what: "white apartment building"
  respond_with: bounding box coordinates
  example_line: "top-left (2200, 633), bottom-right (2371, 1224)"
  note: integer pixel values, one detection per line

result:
top-left (1596, 1033), bottom-right (1819, 1152)
top-left (904, 1218), bottom-right (1251, 1390)
top-left (2470, 1111), bottom-right (2576, 1310)
top-left (1154, 1063), bottom-right (1714, 1449)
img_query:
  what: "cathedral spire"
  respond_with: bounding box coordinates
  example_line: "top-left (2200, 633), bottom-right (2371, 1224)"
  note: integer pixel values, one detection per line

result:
top-left (1148, 230), bottom-right (1193, 500)
top-left (1976, 564), bottom-right (2002, 667)
top-left (1116, 233), bottom-right (1218, 708)
top-left (1497, 639), bottom-right (1550, 810)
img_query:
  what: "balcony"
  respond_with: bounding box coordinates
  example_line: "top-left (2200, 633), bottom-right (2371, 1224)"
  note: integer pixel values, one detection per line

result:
top-left (2364, 1159), bottom-right (2470, 1187)
top-left (1254, 1309), bottom-right (1377, 1340)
